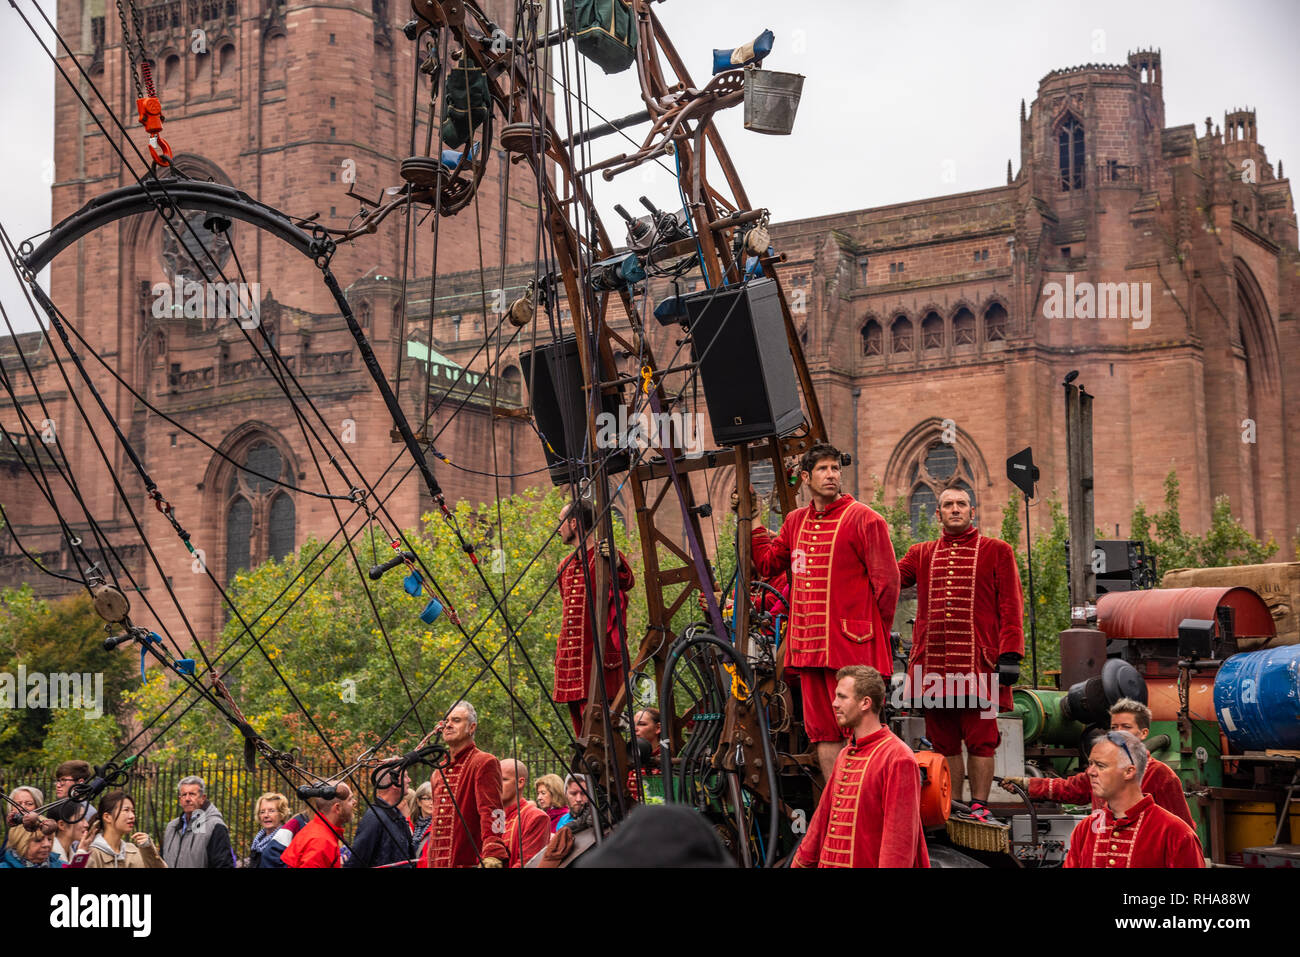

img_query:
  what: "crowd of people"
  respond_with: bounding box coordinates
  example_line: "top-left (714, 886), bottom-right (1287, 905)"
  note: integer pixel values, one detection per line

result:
top-left (1, 703), bottom-right (665, 869)
top-left (2, 442), bottom-right (1208, 869)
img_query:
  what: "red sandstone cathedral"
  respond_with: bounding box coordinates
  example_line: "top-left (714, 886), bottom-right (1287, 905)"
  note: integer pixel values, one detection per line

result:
top-left (1, 1), bottom-right (1295, 644)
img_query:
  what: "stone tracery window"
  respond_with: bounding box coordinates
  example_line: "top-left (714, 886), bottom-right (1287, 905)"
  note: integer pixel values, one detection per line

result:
top-left (223, 437), bottom-right (296, 582)
top-left (906, 440), bottom-right (977, 534)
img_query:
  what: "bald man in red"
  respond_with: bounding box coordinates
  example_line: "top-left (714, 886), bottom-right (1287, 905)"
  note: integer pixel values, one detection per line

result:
top-left (1003, 698), bottom-right (1194, 828)
top-left (792, 666), bottom-right (929, 868)
top-left (1064, 731), bottom-right (1203, 868)
top-left (553, 501), bottom-right (635, 736)
top-left (752, 443), bottom-right (900, 782)
top-left (500, 758), bottom-right (550, 868)
top-left (418, 701), bottom-right (508, 869)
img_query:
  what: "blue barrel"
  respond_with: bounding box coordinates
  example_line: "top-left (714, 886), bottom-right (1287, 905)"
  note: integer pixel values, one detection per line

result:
top-left (1214, 646), bottom-right (1300, 751)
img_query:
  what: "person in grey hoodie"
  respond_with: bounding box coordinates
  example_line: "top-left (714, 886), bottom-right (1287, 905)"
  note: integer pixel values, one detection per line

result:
top-left (161, 776), bottom-right (235, 868)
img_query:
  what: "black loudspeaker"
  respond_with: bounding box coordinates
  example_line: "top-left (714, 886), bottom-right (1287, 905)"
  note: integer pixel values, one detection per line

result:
top-left (681, 278), bottom-right (803, 445)
top-left (1006, 447), bottom-right (1039, 497)
top-left (520, 336), bottom-right (629, 486)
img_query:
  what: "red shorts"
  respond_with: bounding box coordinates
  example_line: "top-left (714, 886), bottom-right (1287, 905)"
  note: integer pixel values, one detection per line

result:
top-left (924, 708), bottom-right (1000, 757)
top-left (800, 669), bottom-right (850, 743)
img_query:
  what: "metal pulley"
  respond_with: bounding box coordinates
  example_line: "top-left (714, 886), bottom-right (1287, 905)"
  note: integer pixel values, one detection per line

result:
top-left (399, 155), bottom-right (445, 189)
top-left (507, 283), bottom-right (535, 327)
top-left (499, 122), bottom-right (550, 157)
top-left (90, 582), bottom-right (130, 624)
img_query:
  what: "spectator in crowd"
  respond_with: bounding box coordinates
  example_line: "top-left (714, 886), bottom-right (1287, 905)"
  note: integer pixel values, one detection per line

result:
top-left (556, 774), bottom-right (590, 830)
top-left (83, 791), bottom-right (165, 869)
top-left (500, 758), bottom-right (550, 867)
top-left (249, 792), bottom-right (290, 868)
top-left (282, 782), bottom-right (354, 868)
top-left (161, 775), bottom-right (235, 868)
top-left (258, 806), bottom-right (311, 868)
top-left (409, 782), bottom-right (434, 856)
top-left (7, 785), bottom-right (42, 814)
top-left (53, 760), bottom-right (91, 800)
top-left (0, 820), bottom-right (60, 868)
top-left (535, 773), bottom-right (567, 832)
top-left (53, 760), bottom-right (94, 824)
top-left (347, 761), bottom-right (415, 869)
top-left (51, 814), bottom-right (87, 866)
top-left (628, 708), bottom-right (664, 800)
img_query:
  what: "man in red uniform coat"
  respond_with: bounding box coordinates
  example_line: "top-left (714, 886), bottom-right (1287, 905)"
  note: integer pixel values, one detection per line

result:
top-left (898, 481), bottom-right (1023, 818)
top-left (500, 758), bottom-right (551, 868)
top-left (553, 501), bottom-right (635, 736)
top-left (752, 444), bottom-right (900, 782)
top-left (1064, 731), bottom-right (1204, 868)
top-left (418, 701), bottom-right (509, 868)
top-left (792, 666), bottom-right (929, 868)
top-left (1002, 698), bottom-right (1194, 827)
top-left (281, 782), bottom-right (354, 868)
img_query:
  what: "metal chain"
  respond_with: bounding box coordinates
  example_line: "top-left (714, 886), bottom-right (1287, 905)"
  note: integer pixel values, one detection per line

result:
top-left (114, 0), bottom-right (143, 98)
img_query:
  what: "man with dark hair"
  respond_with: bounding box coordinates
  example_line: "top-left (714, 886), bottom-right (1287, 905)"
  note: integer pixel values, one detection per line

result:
top-left (792, 665), bottom-right (929, 868)
top-left (1064, 732), bottom-right (1203, 868)
top-left (752, 442), bottom-right (900, 781)
top-left (1002, 698), bottom-right (1194, 826)
top-left (898, 480), bottom-right (1023, 821)
top-left (552, 500), bottom-right (635, 735)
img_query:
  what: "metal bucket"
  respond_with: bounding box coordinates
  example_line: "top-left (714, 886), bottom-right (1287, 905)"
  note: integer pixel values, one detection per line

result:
top-left (743, 68), bottom-right (805, 135)
top-left (1214, 645), bottom-right (1300, 751)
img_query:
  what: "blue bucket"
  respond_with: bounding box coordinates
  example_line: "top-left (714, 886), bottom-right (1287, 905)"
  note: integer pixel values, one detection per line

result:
top-left (1213, 646), bottom-right (1300, 751)
top-left (420, 598), bottom-right (443, 625)
top-left (403, 571), bottom-right (423, 597)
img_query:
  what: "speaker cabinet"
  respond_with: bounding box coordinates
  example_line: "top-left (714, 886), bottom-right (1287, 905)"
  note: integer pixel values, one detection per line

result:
top-left (681, 278), bottom-right (803, 445)
top-left (520, 336), bottom-right (629, 486)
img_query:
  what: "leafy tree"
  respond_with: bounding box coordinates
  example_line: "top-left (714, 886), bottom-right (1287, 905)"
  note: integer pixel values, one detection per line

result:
top-left (0, 587), bottom-right (134, 766)
top-left (997, 494), bottom-right (1071, 677)
top-left (123, 486), bottom-right (646, 765)
top-left (1131, 470), bottom-right (1278, 573)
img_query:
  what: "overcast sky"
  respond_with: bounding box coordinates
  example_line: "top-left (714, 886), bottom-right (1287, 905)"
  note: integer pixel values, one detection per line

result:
top-left (2, 0), bottom-right (1297, 333)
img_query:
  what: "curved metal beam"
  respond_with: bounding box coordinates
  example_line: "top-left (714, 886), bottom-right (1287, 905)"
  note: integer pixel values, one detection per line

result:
top-left (21, 180), bottom-right (329, 274)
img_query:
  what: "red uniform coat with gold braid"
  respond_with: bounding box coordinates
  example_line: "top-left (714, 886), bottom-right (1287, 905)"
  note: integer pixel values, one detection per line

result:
top-left (792, 726), bottom-right (929, 868)
top-left (502, 799), bottom-right (551, 868)
top-left (1028, 757), bottom-right (1195, 828)
top-left (1064, 794), bottom-right (1204, 868)
top-left (751, 494), bottom-right (900, 676)
top-left (899, 527), bottom-right (1024, 711)
top-left (553, 545), bottom-right (635, 704)
top-left (418, 743), bottom-right (508, 868)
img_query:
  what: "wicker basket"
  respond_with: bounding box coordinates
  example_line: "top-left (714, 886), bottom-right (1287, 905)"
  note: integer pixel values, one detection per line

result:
top-left (945, 815), bottom-right (1010, 854)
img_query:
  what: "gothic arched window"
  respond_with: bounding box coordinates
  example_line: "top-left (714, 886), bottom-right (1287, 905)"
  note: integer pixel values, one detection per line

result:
top-left (891, 316), bottom-right (913, 354)
top-left (984, 302), bottom-right (1008, 341)
top-left (953, 307), bottom-right (975, 346)
top-left (861, 319), bottom-right (882, 356)
top-left (1059, 116), bottom-right (1085, 191)
top-left (223, 438), bottom-right (296, 582)
top-left (921, 312), bottom-right (943, 351)
top-left (906, 440), bottom-right (978, 534)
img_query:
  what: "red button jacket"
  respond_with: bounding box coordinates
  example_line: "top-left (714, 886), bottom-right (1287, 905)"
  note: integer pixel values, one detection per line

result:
top-left (752, 494), bottom-right (899, 676)
top-left (792, 726), bottom-right (930, 868)
top-left (899, 527), bottom-right (1024, 711)
top-left (553, 545), bottom-right (635, 703)
top-left (419, 743), bottom-right (508, 868)
top-left (1065, 793), bottom-right (1204, 868)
